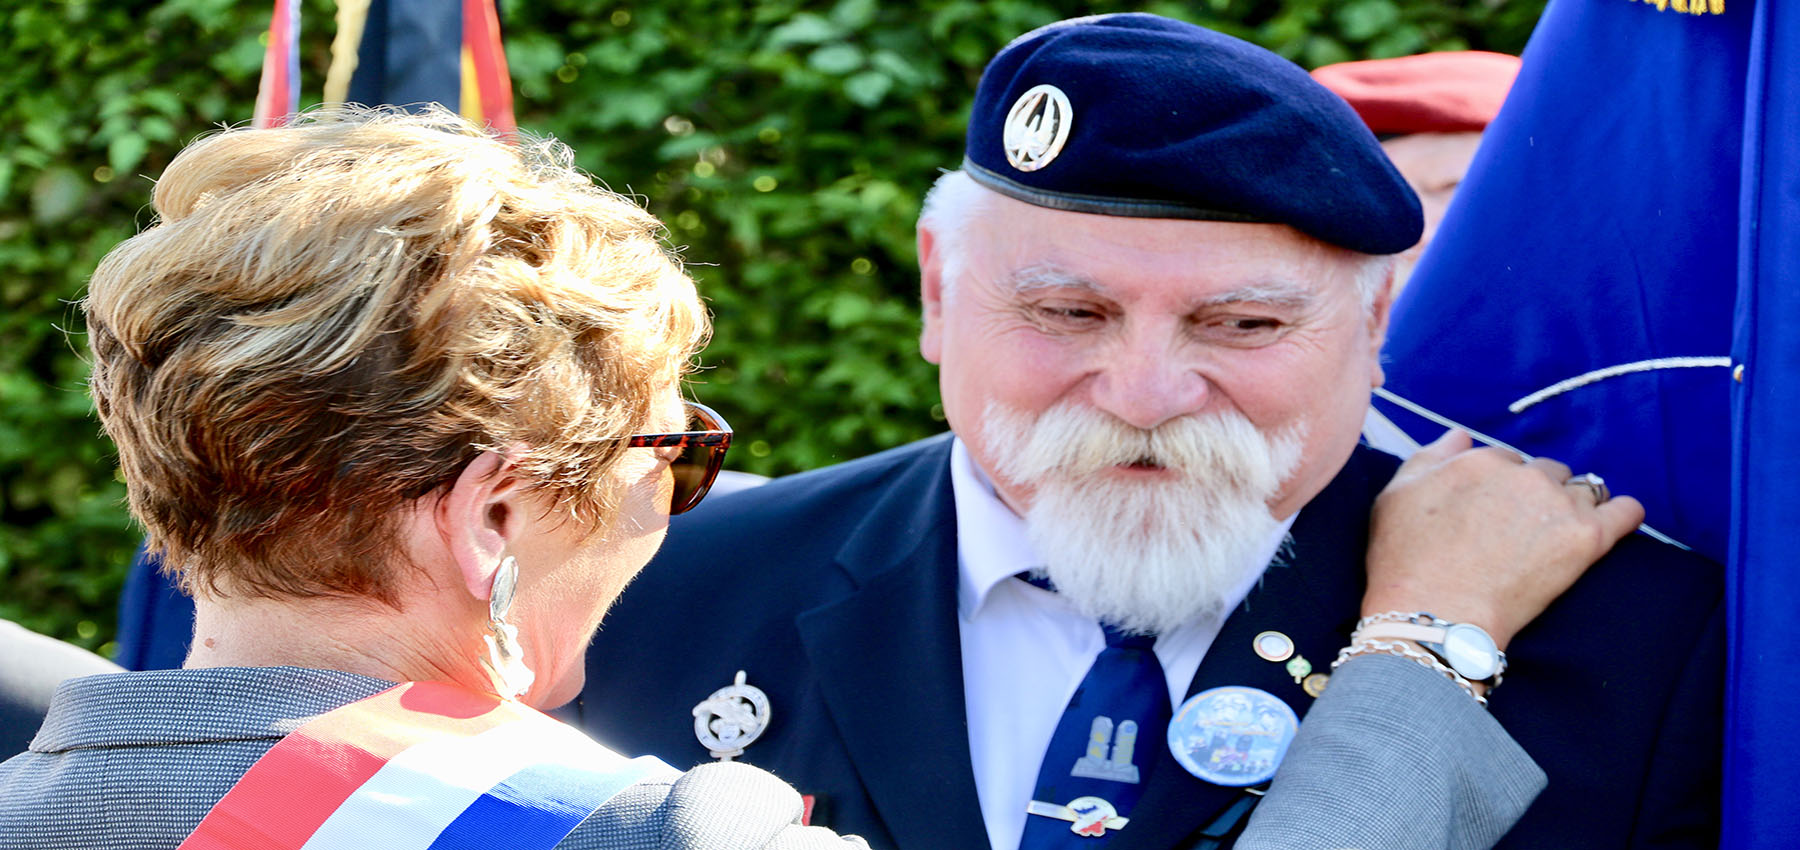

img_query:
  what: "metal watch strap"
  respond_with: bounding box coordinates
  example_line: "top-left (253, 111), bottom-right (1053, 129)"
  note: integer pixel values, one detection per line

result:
top-left (1352, 618), bottom-right (1507, 687)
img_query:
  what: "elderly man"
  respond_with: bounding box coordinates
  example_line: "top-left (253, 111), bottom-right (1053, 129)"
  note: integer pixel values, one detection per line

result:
top-left (580, 15), bottom-right (1721, 850)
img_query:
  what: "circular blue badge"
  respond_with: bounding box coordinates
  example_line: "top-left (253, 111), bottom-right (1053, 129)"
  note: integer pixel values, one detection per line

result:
top-left (1167, 685), bottom-right (1300, 787)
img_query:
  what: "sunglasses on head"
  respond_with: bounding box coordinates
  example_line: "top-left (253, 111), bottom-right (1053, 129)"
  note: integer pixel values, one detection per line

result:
top-left (627, 401), bottom-right (733, 515)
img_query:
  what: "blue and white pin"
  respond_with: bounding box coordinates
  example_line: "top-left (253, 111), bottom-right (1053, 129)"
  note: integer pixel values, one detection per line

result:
top-left (1167, 686), bottom-right (1300, 786)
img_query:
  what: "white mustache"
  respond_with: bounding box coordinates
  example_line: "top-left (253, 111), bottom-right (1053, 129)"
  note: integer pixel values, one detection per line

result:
top-left (978, 401), bottom-right (1305, 635)
top-left (986, 402), bottom-right (1303, 491)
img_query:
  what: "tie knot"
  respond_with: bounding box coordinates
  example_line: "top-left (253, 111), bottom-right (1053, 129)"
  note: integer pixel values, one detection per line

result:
top-left (1102, 624), bottom-right (1157, 650)
top-left (1015, 573), bottom-right (1160, 650)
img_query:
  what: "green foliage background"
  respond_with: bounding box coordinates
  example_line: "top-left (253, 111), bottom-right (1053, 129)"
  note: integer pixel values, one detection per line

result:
top-left (0, 0), bottom-right (1545, 654)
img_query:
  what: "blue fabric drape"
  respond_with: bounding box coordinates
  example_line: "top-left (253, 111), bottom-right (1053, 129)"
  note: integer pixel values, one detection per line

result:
top-left (1376, 1), bottom-right (1796, 845)
top-left (1725, 2), bottom-right (1800, 847)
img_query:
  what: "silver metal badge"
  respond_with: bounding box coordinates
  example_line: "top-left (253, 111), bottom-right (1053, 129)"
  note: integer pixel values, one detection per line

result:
top-left (1027, 796), bottom-right (1129, 837)
top-left (1070, 716), bottom-right (1143, 783)
top-left (692, 670), bottom-right (770, 761)
top-left (1003, 83), bottom-right (1074, 172)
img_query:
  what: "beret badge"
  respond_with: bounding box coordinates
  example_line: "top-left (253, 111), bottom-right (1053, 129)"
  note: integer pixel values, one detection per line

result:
top-left (1002, 84), bottom-right (1074, 172)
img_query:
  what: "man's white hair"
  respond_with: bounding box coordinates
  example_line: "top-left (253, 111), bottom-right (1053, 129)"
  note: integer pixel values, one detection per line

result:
top-left (917, 170), bottom-right (997, 300)
top-left (917, 169), bottom-right (1395, 310)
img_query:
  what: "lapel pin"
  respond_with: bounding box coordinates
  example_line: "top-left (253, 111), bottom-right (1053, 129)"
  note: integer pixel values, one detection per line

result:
top-left (1026, 796), bottom-right (1128, 837)
top-left (1253, 630), bottom-right (1314, 684)
top-left (1252, 631), bottom-right (1295, 662)
top-left (1168, 686), bottom-right (1300, 787)
top-left (1070, 716), bottom-right (1144, 783)
top-left (1302, 672), bottom-right (1330, 698)
top-left (692, 670), bottom-right (771, 761)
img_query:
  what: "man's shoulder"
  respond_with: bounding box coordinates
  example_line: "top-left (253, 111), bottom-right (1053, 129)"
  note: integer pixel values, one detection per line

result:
top-left (1553, 526), bottom-right (1723, 638)
top-left (655, 434), bottom-right (954, 557)
top-left (1335, 442), bottom-right (1403, 496)
top-left (1294, 443), bottom-right (1403, 528)
top-left (1492, 525), bottom-right (1723, 845)
top-left (602, 433), bottom-right (955, 648)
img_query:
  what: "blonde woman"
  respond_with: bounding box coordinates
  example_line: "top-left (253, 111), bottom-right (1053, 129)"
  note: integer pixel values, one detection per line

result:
top-left (0, 108), bottom-right (851, 849)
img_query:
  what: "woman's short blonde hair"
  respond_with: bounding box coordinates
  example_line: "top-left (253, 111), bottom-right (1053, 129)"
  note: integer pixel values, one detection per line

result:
top-left (85, 107), bottom-right (706, 603)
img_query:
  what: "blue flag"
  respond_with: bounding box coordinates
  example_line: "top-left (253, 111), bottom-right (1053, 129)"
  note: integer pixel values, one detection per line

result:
top-left (1376, 1), bottom-right (1797, 845)
top-left (327, 0), bottom-right (517, 136)
top-left (1376, 0), bottom-right (1745, 562)
top-left (1726, 2), bottom-right (1799, 848)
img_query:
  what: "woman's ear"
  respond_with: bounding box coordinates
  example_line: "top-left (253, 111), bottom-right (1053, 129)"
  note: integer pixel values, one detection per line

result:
top-left (437, 450), bottom-right (530, 601)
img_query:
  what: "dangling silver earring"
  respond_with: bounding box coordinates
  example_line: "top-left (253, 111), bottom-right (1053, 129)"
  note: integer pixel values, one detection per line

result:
top-left (481, 555), bottom-right (535, 699)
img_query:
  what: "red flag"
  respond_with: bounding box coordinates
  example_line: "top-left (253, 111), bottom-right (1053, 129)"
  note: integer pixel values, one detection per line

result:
top-left (251, 0), bottom-right (300, 128)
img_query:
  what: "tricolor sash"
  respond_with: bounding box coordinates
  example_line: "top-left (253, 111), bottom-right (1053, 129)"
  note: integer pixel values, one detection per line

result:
top-left (180, 681), bottom-right (673, 850)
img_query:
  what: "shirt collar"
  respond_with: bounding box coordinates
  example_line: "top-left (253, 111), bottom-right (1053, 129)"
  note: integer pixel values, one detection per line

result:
top-left (951, 437), bottom-right (1040, 622)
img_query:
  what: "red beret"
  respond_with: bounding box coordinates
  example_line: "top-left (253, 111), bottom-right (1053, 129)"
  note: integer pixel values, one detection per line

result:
top-left (1311, 51), bottom-right (1521, 135)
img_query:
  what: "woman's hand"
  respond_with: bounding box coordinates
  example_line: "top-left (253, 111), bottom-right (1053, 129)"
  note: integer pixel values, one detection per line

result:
top-left (1363, 430), bottom-right (1646, 650)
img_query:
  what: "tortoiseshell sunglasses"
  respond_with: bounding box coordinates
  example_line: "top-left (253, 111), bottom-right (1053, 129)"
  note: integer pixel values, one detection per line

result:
top-left (627, 401), bottom-right (733, 515)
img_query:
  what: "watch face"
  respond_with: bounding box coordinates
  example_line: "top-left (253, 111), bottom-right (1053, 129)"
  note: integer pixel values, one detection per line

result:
top-left (1443, 623), bottom-right (1500, 680)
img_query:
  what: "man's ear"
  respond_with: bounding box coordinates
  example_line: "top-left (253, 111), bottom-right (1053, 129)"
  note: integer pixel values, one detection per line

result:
top-left (1365, 259), bottom-right (1398, 388)
top-left (437, 450), bottom-right (530, 601)
top-left (918, 225), bottom-right (945, 365)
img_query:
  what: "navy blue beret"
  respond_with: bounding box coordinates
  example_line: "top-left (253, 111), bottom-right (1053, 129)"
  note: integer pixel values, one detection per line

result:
top-left (963, 13), bottom-right (1423, 255)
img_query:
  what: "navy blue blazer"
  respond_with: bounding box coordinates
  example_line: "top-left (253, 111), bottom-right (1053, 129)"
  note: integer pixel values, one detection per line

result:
top-left (578, 436), bottom-right (1722, 850)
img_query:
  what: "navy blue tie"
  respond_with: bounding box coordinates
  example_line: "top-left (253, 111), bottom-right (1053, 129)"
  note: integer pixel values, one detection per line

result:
top-left (1018, 576), bottom-right (1172, 848)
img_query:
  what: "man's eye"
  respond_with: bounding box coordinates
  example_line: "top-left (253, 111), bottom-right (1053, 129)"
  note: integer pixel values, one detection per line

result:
top-left (1042, 306), bottom-right (1101, 319)
top-left (1198, 316), bottom-right (1288, 346)
top-left (1032, 303), bottom-right (1106, 325)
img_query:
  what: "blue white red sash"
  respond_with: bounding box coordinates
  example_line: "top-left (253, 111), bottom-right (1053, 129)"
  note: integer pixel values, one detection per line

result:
top-left (179, 681), bottom-right (673, 850)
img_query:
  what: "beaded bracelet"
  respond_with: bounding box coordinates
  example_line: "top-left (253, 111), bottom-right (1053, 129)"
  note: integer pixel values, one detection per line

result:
top-left (1332, 637), bottom-right (1488, 707)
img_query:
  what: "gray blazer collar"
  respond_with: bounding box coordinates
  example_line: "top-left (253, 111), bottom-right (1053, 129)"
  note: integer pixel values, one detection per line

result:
top-left (32, 666), bottom-right (393, 753)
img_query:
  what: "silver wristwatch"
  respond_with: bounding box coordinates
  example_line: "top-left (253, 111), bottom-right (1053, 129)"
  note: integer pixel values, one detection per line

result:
top-left (1356, 615), bottom-right (1507, 687)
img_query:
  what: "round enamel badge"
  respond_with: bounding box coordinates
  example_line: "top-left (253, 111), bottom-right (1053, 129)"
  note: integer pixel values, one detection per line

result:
top-left (1167, 686), bottom-right (1299, 787)
top-left (1002, 84), bottom-right (1074, 172)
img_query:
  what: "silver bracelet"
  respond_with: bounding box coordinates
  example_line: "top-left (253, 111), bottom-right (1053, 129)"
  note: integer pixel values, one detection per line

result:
top-left (1354, 610), bottom-right (1437, 631)
top-left (1353, 614), bottom-right (1506, 691)
top-left (1333, 638), bottom-right (1488, 707)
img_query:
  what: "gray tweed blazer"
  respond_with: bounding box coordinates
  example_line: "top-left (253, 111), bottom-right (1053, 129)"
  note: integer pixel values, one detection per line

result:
top-left (0, 658), bottom-right (1537, 850)
top-left (0, 666), bottom-right (862, 850)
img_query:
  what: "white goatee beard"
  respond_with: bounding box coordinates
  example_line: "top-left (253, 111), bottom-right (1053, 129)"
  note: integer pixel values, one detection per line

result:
top-left (980, 401), bottom-right (1304, 636)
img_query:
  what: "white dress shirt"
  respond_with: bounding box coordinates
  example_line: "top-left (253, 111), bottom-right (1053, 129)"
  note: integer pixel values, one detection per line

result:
top-left (949, 438), bottom-right (1296, 850)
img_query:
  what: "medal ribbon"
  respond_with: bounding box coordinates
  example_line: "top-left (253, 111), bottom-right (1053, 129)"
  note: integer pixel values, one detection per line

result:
top-left (179, 681), bottom-right (670, 850)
